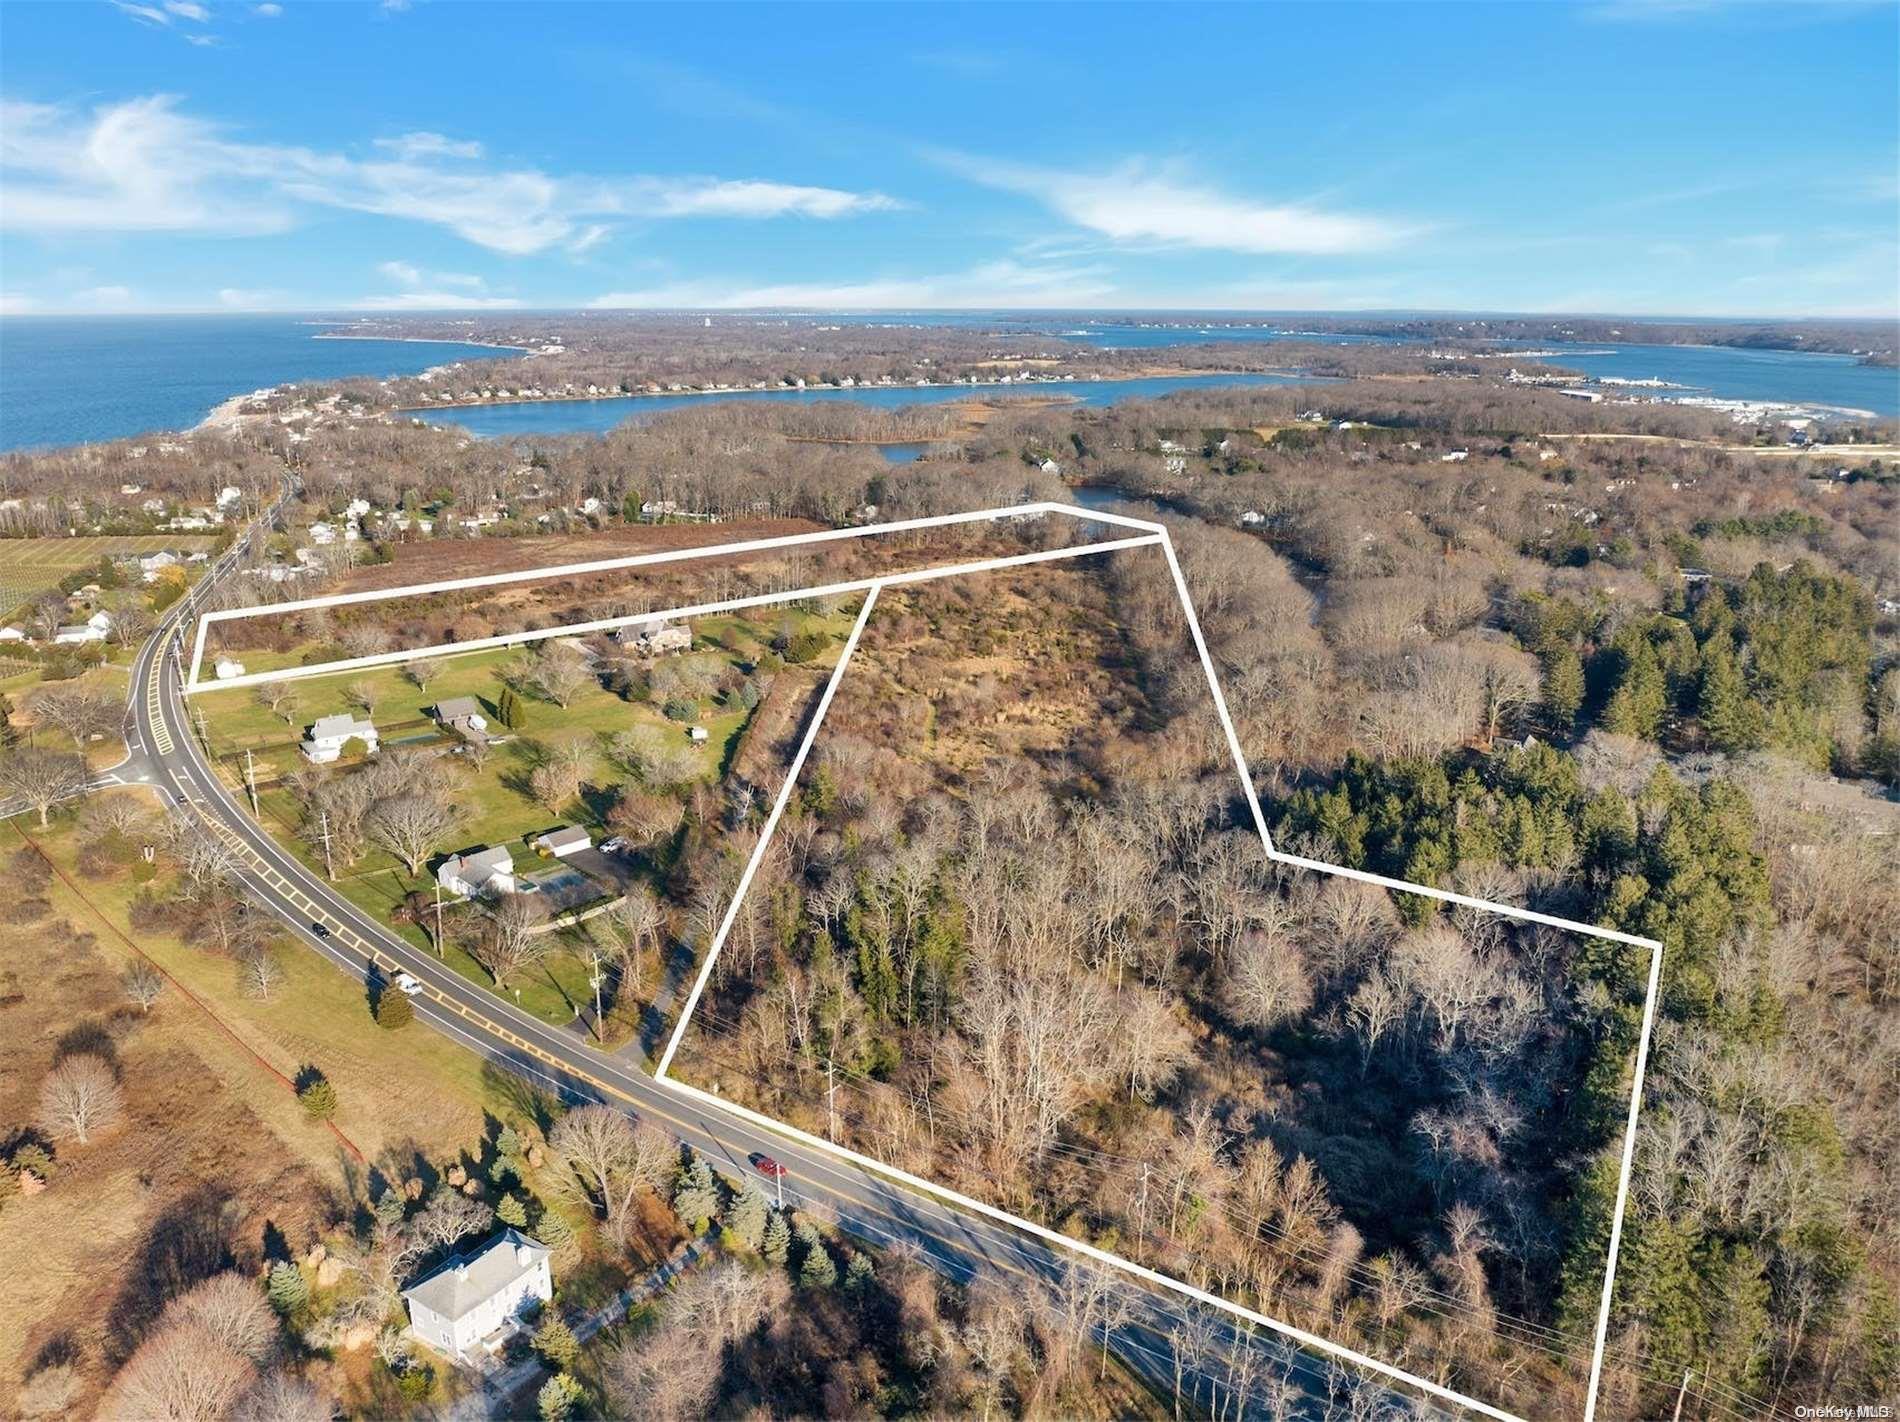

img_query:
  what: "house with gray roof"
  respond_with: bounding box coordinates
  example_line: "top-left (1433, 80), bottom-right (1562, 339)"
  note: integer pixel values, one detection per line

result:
top-left (437, 845), bottom-right (516, 898)
top-left (301, 713), bottom-right (378, 764)
top-left (402, 1228), bottom-right (551, 1362)
top-left (433, 695), bottom-right (493, 745)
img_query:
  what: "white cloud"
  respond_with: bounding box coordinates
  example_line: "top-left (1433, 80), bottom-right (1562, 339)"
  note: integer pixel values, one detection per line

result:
top-left (166, 1), bottom-right (211, 19)
top-left (941, 152), bottom-right (1408, 255)
top-left (218, 286), bottom-right (277, 308)
top-left (74, 285), bottom-right (135, 306)
top-left (352, 291), bottom-right (523, 310)
top-left (0, 95), bottom-right (903, 254)
top-left (377, 260), bottom-right (488, 291)
top-left (373, 131), bottom-right (484, 161)
top-left (590, 259), bottom-right (1120, 310)
top-left (253, 3), bottom-right (283, 14)
top-left (0, 293), bottom-right (37, 315)
top-left (633, 179), bottom-right (904, 220)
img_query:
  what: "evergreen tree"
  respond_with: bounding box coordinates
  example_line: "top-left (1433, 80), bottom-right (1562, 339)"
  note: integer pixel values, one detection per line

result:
top-left (0, 693), bottom-right (15, 747)
top-left (672, 1153), bottom-right (720, 1230)
top-left (533, 1317), bottom-right (579, 1371)
top-left (374, 1188), bottom-right (406, 1230)
top-left (1697, 639), bottom-right (1766, 753)
top-left (761, 1210), bottom-right (791, 1266)
top-left (497, 1193), bottom-right (528, 1228)
top-left (374, 989), bottom-right (413, 1030)
top-left (537, 1372), bottom-right (582, 1422)
top-left (1539, 642), bottom-right (1585, 733)
top-left (796, 1221), bottom-right (837, 1288)
top-left (266, 1260), bottom-right (308, 1314)
top-left (723, 1179), bottom-right (769, 1251)
top-left (298, 1078), bottom-right (337, 1121)
top-left (1602, 635), bottom-right (1667, 740)
top-left (843, 1251), bottom-right (876, 1293)
top-left (496, 686), bottom-right (525, 730)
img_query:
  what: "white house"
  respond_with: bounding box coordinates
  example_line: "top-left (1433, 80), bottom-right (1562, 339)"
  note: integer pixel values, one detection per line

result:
top-left (309, 522), bottom-right (337, 546)
top-left (437, 845), bottom-right (516, 898)
top-left (139, 551), bottom-right (180, 581)
top-left (53, 623), bottom-right (106, 645)
top-left (0, 626), bottom-right (26, 643)
top-left (1440, 450), bottom-right (1470, 462)
top-left (1039, 458), bottom-right (1061, 476)
top-left (86, 611), bottom-right (113, 634)
top-left (301, 713), bottom-right (378, 764)
top-left (217, 485), bottom-right (244, 510)
top-left (532, 826), bottom-right (591, 859)
top-left (402, 1230), bottom-right (552, 1363)
top-left (639, 500), bottom-right (679, 518)
top-left (214, 658), bottom-right (246, 680)
top-left (687, 725), bottom-right (710, 743)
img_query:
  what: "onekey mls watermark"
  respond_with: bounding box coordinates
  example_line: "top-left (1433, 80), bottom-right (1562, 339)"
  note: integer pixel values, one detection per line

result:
top-left (1793, 1404), bottom-right (1895, 1420)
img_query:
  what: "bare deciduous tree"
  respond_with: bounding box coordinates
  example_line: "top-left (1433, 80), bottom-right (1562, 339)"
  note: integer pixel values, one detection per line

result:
top-left (465, 894), bottom-right (547, 988)
top-left (38, 1052), bottom-right (123, 1144)
top-left (0, 747), bottom-right (87, 826)
top-left (547, 1105), bottom-right (674, 1244)
top-left (123, 960), bottom-right (165, 1013)
top-left (364, 792), bottom-right (460, 876)
top-left (99, 1320), bottom-right (255, 1422)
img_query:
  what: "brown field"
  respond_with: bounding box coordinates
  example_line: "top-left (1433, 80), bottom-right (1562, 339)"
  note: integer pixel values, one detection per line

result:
top-left (336, 516), bottom-right (824, 594)
top-left (0, 804), bottom-right (535, 1415)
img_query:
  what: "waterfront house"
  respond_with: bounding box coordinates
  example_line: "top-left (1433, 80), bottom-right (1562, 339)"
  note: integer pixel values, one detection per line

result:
top-left (532, 826), bottom-right (591, 859)
top-left (437, 845), bottom-right (516, 898)
top-left (301, 713), bottom-right (378, 764)
top-left (402, 1229), bottom-right (551, 1363)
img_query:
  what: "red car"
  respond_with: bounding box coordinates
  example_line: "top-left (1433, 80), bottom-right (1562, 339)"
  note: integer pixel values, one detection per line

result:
top-left (752, 1154), bottom-right (786, 1179)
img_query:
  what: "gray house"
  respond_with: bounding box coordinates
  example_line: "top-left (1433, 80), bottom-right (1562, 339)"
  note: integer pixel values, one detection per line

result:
top-left (433, 695), bottom-right (493, 745)
top-left (402, 1229), bottom-right (552, 1362)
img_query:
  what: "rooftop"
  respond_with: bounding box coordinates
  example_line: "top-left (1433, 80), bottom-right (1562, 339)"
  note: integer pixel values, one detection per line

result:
top-left (402, 1229), bottom-right (549, 1324)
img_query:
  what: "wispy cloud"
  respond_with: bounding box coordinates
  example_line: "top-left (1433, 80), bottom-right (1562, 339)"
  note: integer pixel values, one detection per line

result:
top-left (590, 259), bottom-right (1120, 310)
top-left (0, 95), bottom-right (908, 254)
top-left (373, 131), bottom-right (483, 161)
top-left (939, 151), bottom-right (1412, 256)
top-left (0, 292), bottom-right (37, 315)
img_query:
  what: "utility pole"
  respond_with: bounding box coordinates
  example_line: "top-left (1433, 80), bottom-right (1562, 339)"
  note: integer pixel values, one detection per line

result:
top-left (1135, 1162), bottom-right (1151, 1265)
top-left (317, 809), bottom-right (334, 881)
top-left (825, 1057), bottom-right (838, 1141)
top-left (588, 951), bottom-right (604, 1043)
top-left (243, 748), bottom-right (259, 818)
top-left (433, 878), bottom-right (444, 957)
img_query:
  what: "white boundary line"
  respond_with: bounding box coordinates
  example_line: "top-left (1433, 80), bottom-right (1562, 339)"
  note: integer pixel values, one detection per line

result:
top-left (184, 501), bottom-right (1165, 689)
top-left (191, 500), bottom-right (1663, 1420)
top-left (644, 521), bottom-right (1664, 1422)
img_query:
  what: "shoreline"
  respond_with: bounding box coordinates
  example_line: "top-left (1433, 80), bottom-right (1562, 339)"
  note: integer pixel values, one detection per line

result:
top-left (308, 332), bottom-right (537, 355)
top-left (387, 368), bottom-right (1289, 419)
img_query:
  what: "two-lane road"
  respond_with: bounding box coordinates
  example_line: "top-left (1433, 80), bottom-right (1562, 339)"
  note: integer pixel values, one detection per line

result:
top-left (119, 492), bottom-right (1436, 1421)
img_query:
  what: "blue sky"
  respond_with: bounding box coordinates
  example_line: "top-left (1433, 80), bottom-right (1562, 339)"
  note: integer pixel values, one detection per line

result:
top-left (1, 1), bottom-right (1895, 318)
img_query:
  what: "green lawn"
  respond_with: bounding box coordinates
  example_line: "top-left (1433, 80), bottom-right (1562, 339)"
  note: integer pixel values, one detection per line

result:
top-left (192, 604), bottom-right (858, 1031)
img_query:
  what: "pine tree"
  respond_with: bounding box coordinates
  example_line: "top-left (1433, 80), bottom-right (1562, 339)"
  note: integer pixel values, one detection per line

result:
top-left (537, 1372), bottom-right (582, 1422)
top-left (1602, 636), bottom-right (1667, 740)
top-left (843, 1251), bottom-right (875, 1292)
top-left (374, 989), bottom-right (413, 1030)
top-left (266, 1260), bottom-right (308, 1314)
top-left (1697, 639), bottom-right (1766, 753)
top-left (723, 1179), bottom-right (769, 1250)
top-left (0, 693), bottom-right (15, 748)
top-left (796, 1222), bottom-right (837, 1288)
top-left (1539, 642), bottom-right (1585, 733)
top-left (761, 1210), bottom-right (791, 1266)
top-left (672, 1153), bottom-right (719, 1230)
top-left (298, 1078), bottom-right (337, 1121)
top-left (497, 1193), bottom-right (528, 1228)
top-left (533, 1318), bottom-right (579, 1371)
top-left (374, 1189), bottom-right (406, 1229)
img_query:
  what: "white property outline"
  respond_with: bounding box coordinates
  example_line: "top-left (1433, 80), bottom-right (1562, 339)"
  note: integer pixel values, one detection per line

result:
top-left (188, 503), bottom-right (1664, 1422)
